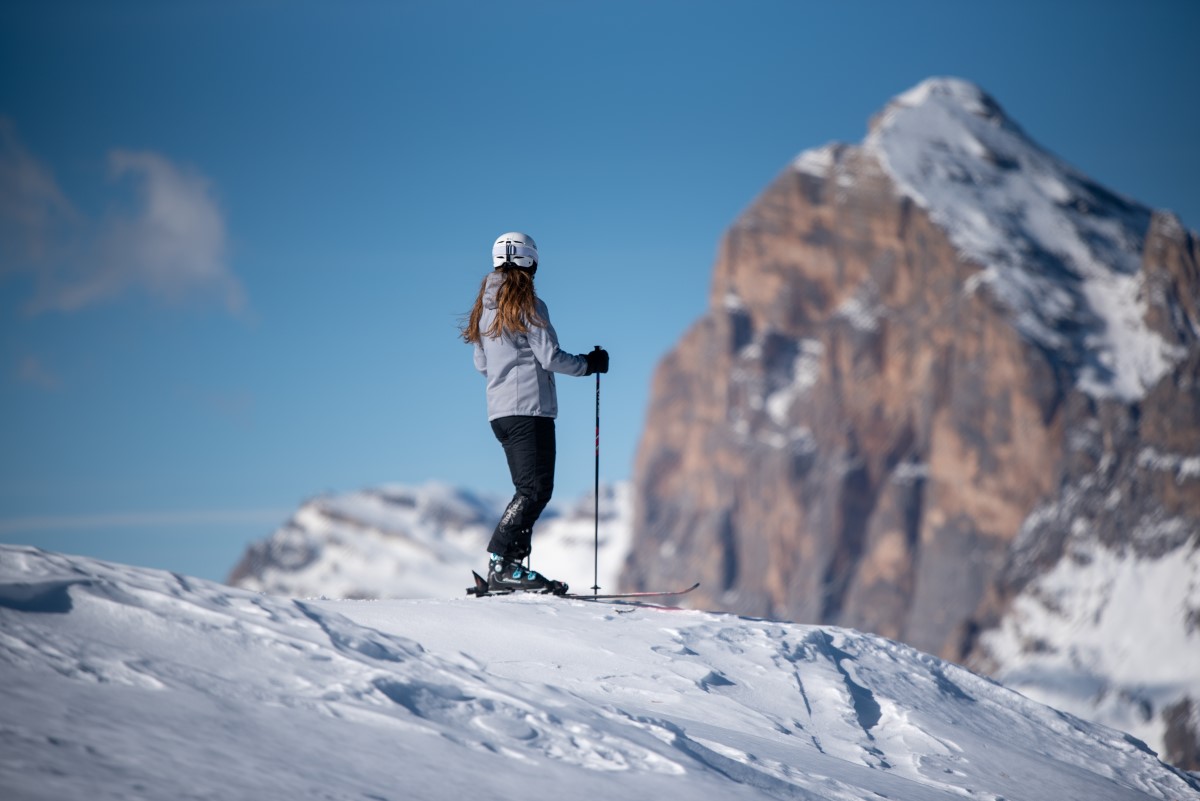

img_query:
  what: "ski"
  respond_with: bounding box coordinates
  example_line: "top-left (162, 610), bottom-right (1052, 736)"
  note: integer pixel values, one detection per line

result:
top-left (466, 571), bottom-right (699, 601)
top-left (565, 583), bottom-right (700, 602)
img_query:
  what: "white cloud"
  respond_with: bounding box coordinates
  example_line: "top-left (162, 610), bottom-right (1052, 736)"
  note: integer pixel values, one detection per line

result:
top-left (0, 507), bottom-right (291, 535)
top-left (0, 117), bottom-right (77, 271)
top-left (0, 119), bottom-right (246, 316)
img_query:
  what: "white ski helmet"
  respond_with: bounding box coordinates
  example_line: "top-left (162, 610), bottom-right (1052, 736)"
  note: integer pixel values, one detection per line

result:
top-left (492, 232), bottom-right (538, 271)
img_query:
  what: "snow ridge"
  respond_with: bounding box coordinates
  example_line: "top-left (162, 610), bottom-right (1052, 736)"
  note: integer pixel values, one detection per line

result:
top-left (3, 545), bottom-right (1197, 800)
top-left (861, 77), bottom-right (1181, 401)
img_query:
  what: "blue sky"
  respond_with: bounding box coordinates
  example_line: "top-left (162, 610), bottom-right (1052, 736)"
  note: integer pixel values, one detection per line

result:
top-left (2, 0), bottom-right (1198, 583)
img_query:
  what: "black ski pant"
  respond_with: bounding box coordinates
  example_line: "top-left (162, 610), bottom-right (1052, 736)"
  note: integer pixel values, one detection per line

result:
top-left (488, 415), bottom-right (555, 560)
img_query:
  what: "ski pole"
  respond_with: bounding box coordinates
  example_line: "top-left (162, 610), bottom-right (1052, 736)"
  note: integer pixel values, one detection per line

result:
top-left (592, 345), bottom-right (602, 595)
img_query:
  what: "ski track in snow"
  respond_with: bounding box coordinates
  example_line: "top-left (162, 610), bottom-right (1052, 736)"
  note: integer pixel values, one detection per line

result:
top-left (2, 545), bottom-right (1197, 801)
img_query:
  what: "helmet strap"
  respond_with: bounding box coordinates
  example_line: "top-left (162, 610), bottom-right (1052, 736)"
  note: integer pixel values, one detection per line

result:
top-left (496, 262), bottom-right (536, 275)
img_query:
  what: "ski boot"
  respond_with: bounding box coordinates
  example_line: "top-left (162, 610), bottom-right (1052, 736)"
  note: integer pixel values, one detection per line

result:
top-left (486, 554), bottom-right (568, 595)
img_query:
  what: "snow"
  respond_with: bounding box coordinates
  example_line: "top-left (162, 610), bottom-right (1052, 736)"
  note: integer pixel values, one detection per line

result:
top-left (1138, 447), bottom-right (1200, 483)
top-left (792, 144), bottom-right (837, 178)
top-left (731, 324), bottom-right (825, 452)
top-left (2, 545), bottom-right (1197, 801)
top-left (765, 339), bottom-right (823, 427)
top-left (980, 535), bottom-right (1200, 760)
top-left (857, 77), bottom-right (1183, 401)
top-left (891, 461), bottom-right (931, 485)
top-left (511, 483), bottom-right (634, 596)
top-left (834, 291), bottom-right (882, 333)
top-left (233, 482), bottom-right (634, 600)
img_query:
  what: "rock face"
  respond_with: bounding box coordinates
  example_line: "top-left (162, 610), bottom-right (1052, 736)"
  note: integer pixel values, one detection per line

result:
top-left (628, 78), bottom-right (1200, 767)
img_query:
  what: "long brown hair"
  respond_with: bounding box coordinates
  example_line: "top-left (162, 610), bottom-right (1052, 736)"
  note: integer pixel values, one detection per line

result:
top-left (461, 266), bottom-right (546, 344)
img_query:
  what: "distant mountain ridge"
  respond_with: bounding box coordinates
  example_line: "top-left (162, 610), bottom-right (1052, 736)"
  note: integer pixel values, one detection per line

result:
top-left (228, 482), bottom-right (633, 600)
top-left (627, 77), bottom-right (1200, 768)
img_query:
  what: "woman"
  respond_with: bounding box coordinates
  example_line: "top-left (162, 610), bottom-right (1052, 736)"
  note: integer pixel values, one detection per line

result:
top-left (462, 232), bottom-right (609, 593)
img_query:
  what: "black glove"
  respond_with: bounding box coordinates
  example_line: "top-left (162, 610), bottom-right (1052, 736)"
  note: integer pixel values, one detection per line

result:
top-left (585, 346), bottom-right (609, 375)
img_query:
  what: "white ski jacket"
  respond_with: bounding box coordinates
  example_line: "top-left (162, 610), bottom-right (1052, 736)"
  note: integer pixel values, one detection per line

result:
top-left (473, 271), bottom-right (589, 421)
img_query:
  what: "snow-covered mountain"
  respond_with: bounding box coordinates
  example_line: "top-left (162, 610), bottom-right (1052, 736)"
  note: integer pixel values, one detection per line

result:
top-left (862, 78), bottom-right (1181, 402)
top-left (630, 76), bottom-right (1200, 769)
top-left (3, 544), bottom-right (1198, 800)
top-left (228, 482), bottom-right (633, 599)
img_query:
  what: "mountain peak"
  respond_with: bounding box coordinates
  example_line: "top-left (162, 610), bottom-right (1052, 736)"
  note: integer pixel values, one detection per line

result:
top-left (860, 77), bottom-right (1179, 401)
top-left (879, 76), bottom-right (1008, 124)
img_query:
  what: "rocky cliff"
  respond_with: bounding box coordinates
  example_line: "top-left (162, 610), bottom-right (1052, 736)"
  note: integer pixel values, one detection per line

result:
top-left (628, 78), bottom-right (1200, 767)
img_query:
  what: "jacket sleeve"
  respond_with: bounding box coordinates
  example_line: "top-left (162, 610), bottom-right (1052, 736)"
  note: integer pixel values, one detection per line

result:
top-left (473, 341), bottom-right (487, 376)
top-left (527, 300), bottom-right (588, 376)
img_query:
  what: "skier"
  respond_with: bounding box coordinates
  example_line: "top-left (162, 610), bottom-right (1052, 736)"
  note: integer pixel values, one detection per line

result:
top-left (462, 232), bottom-right (609, 593)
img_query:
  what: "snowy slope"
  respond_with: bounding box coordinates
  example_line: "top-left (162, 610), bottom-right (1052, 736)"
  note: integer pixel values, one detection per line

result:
top-left (861, 77), bottom-right (1183, 401)
top-left (229, 482), bottom-right (633, 600)
top-left (3, 545), bottom-right (1198, 800)
top-left (979, 528), bottom-right (1200, 762)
